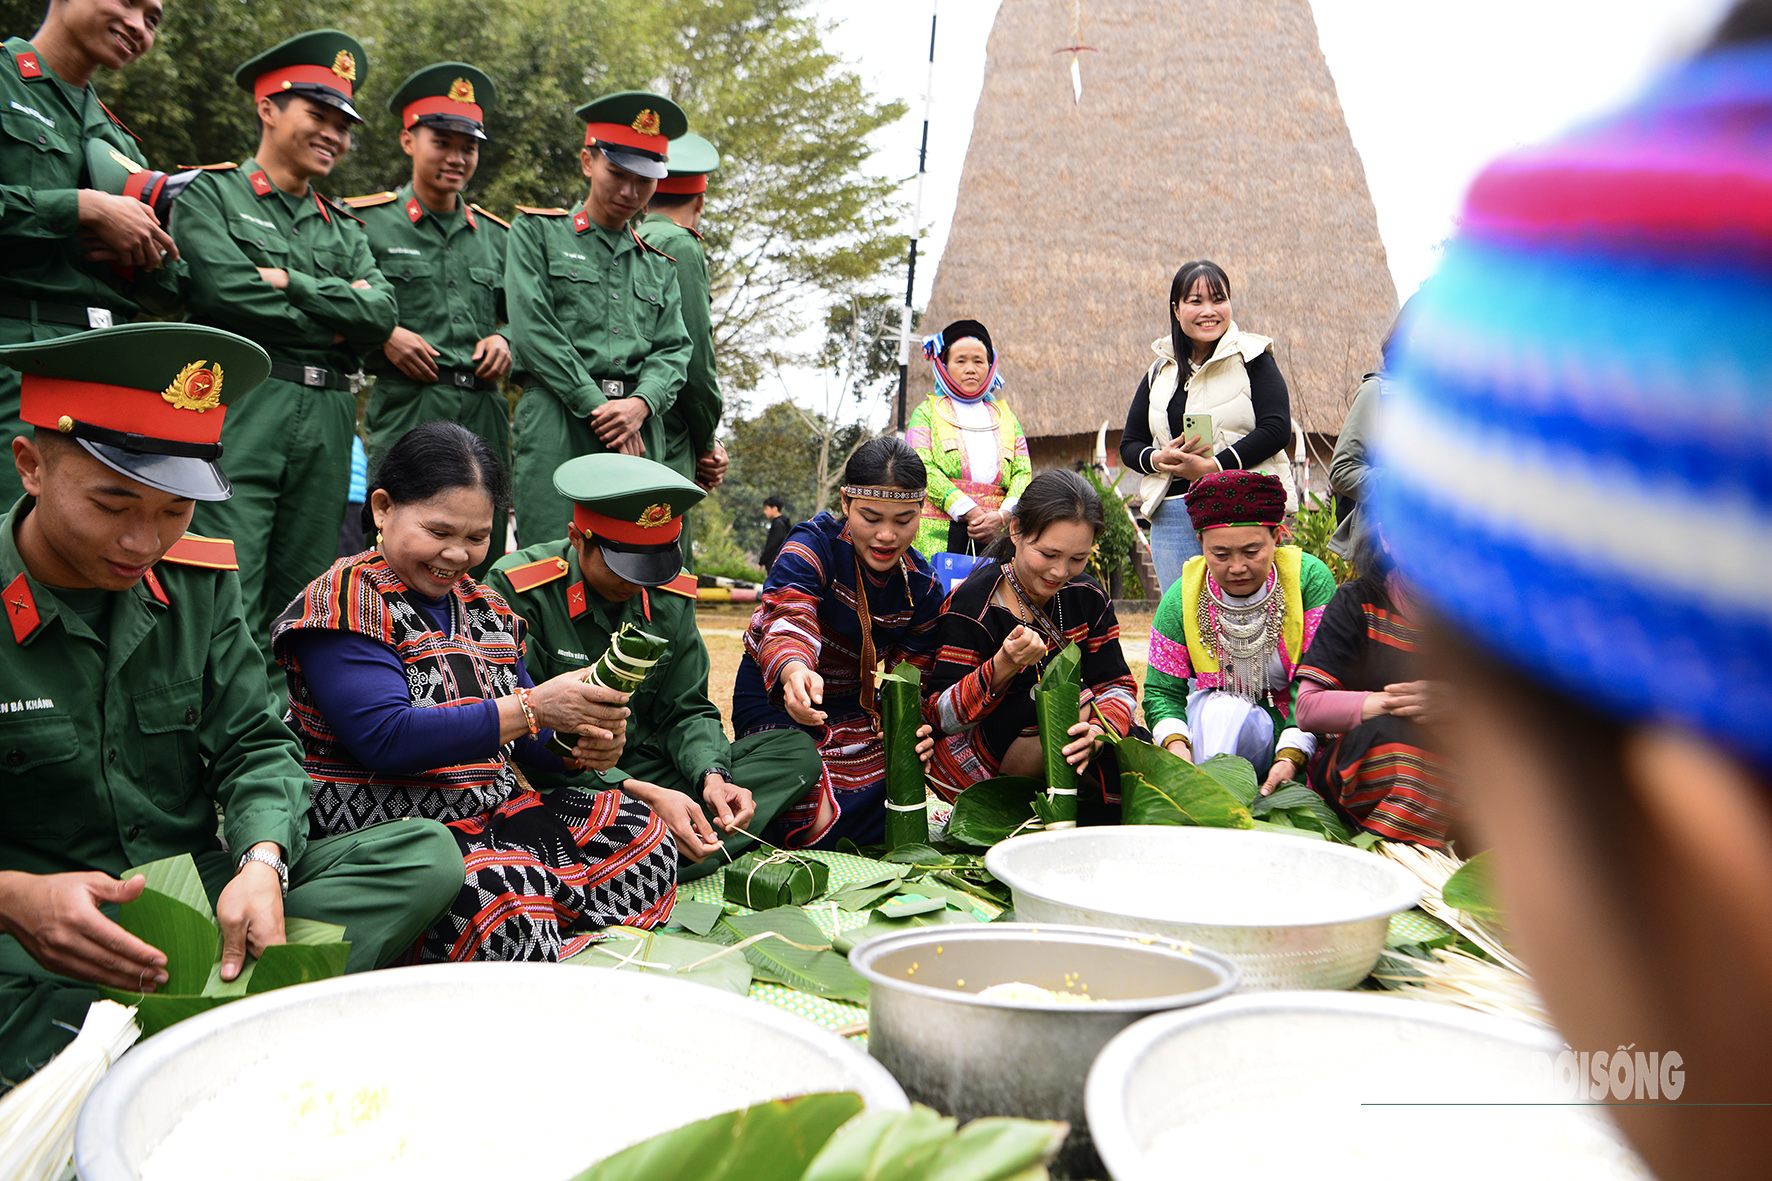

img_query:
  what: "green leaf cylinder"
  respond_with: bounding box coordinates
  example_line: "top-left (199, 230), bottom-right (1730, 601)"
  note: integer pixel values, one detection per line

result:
top-left (1034, 643), bottom-right (1082, 828)
top-left (879, 660), bottom-right (929, 850)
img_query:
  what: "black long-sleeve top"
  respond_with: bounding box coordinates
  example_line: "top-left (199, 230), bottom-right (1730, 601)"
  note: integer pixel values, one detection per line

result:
top-left (758, 515), bottom-right (791, 571)
top-left (1118, 352), bottom-right (1292, 500)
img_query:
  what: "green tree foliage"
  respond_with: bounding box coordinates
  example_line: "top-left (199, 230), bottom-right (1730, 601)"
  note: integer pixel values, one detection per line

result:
top-left (1, 0), bottom-right (909, 396)
top-left (719, 400), bottom-right (867, 554)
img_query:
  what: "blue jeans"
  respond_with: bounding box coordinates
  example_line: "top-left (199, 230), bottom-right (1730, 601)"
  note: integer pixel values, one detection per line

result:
top-left (1148, 492), bottom-right (1202, 595)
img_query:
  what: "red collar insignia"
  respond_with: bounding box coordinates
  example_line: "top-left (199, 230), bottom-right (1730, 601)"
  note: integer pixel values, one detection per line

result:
top-left (406, 197), bottom-right (423, 224)
top-left (15, 51), bottom-right (41, 80)
top-left (249, 170), bottom-right (273, 196)
top-left (4, 574), bottom-right (40, 644)
top-left (566, 581), bottom-right (587, 619)
top-left (142, 568), bottom-right (169, 606)
top-left (572, 209), bottom-right (590, 234)
top-left (463, 204), bottom-right (477, 231)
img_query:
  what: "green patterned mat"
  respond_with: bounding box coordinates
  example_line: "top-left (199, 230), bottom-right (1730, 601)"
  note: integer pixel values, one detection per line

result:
top-left (675, 848), bottom-right (998, 1038)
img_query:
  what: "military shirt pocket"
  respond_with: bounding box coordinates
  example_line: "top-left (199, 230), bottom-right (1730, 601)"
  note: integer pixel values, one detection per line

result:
top-left (312, 245), bottom-right (356, 279)
top-left (631, 279), bottom-right (665, 341)
top-left (0, 109), bottom-right (75, 188)
top-left (132, 677), bottom-right (203, 810)
top-left (547, 256), bottom-right (600, 322)
top-left (228, 217), bottom-right (289, 262)
top-left (468, 265), bottom-right (500, 328)
top-left (0, 713), bottom-right (85, 839)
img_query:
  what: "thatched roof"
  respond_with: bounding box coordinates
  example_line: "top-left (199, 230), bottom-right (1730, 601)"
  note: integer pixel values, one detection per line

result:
top-left (923, 0), bottom-right (1397, 439)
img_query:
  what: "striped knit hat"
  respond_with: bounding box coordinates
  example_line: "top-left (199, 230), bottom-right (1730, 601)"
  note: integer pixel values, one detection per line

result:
top-left (1377, 41), bottom-right (1772, 767)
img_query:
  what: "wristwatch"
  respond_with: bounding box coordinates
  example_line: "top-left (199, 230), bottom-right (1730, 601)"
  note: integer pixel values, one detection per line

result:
top-left (237, 846), bottom-right (290, 897)
top-left (700, 766), bottom-right (733, 789)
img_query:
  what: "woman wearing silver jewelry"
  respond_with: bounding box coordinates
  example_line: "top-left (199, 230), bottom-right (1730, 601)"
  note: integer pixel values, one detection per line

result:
top-left (1142, 470), bottom-right (1335, 795)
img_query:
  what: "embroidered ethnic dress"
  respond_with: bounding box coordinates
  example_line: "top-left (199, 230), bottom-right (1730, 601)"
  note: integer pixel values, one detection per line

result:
top-left (1296, 577), bottom-right (1452, 845)
top-left (924, 562), bottom-right (1139, 810)
top-left (272, 552), bottom-right (675, 961)
top-left (733, 513), bottom-right (944, 847)
top-left (1143, 547), bottom-right (1335, 761)
top-left (904, 393), bottom-right (1032, 558)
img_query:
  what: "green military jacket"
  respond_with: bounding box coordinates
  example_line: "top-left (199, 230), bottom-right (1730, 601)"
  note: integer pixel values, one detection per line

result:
top-left (486, 541), bottom-right (725, 790)
top-left (0, 500), bottom-right (310, 881)
top-left (503, 207), bottom-right (692, 427)
top-left (0, 37), bottom-right (181, 317)
top-left (350, 185), bottom-right (509, 374)
top-left (636, 212), bottom-right (722, 466)
top-left (169, 156), bottom-right (396, 368)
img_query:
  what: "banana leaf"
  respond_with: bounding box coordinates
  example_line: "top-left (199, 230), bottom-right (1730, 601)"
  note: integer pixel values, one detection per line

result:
top-left (571, 1092), bottom-right (866, 1181)
top-left (1442, 851), bottom-right (1501, 922)
top-left (802, 1104), bottom-right (1066, 1181)
top-left (566, 928), bottom-right (752, 996)
top-left (98, 854), bottom-right (352, 1037)
top-left (548, 623), bottom-right (669, 756)
top-left (718, 907), bottom-right (869, 1003)
top-left (1194, 753), bottom-right (1261, 806)
top-left (724, 849), bottom-right (830, 909)
top-left (1108, 733), bottom-right (1253, 829)
top-left (875, 894), bottom-right (946, 919)
top-left (664, 896), bottom-right (724, 936)
top-left (828, 867), bottom-right (910, 913)
top-left (878, 662), bottom-right (930, 851)
top-left (1032, 644), bottom-right (1082, 828)
top-left (1251, 782), bottom-right (1354, 842)
top-left (831, 908), bottom-right (982, 955)
top-left (944, 777), bottom-right (1045, 849)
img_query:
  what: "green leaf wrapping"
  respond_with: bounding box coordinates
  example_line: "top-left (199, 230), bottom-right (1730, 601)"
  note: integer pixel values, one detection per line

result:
top-left (1109, 733), bottom-right (1253, 829)
top-left (830, 908), bottom-right (982, 955)
top-left (571, 1092), bottom-right (866, 1181)
top-left (126, 853), bottom-right (215, 922)
top-left (945, 776), bottom-right (1045, 848)
top-left (1251, 782), bottom-right (1355, 842)
top-left (1031, 643), bottom-right (1082, 827)
top-left (665, 897), bottom-right (724, 936)
top-left (566, 928), bottom-right (753, 996)
top-left (1441, 851), bottom-right (1502, 921)
top-left (724, 850), bottom-right (830, 909)
top-left (879, 662), bottom-right (929, 850)
top-left (115, 890), bottom-right (217, 996)
top-left (801, 1104), bottom-right (1066, 1181)
top-left (718, 907), bottom-right (870, 1003)
top-left (548, 623), bottom-right (669, 756)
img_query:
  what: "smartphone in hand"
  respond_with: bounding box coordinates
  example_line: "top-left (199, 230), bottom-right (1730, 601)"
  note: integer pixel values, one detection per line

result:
top-left (1182, 413), bottom-right (1214, 451)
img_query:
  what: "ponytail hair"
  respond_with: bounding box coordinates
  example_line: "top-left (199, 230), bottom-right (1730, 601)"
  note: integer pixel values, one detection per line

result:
top-left (989, 469), bottom-right (1105, 560)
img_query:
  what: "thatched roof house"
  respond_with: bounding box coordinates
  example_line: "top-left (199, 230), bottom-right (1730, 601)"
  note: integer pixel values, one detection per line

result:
top-left (922, 0), bottom-right (1397, 473)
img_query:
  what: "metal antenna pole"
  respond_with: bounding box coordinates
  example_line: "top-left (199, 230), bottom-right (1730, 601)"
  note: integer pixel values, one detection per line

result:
top-left (894, 1), bottom-right (937, 435)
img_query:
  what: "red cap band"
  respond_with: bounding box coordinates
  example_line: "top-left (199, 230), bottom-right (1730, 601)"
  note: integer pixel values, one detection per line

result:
top-left (584, 121), bottom-right (668, 157)
top-left (653, 173), bottom-right (707, 195)
top-left (21, 375), bottom-right (227, 445)
top-left (254, 64), bottom-right (353, 104)
top-left (573, 502), bottom-right (683, 546)
top-left (403, 95), bottom-right (484, 129)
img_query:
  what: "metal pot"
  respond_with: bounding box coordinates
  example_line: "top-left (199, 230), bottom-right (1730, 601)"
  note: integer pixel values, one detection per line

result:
top-left (76, 962), bottom-right (907, 1181)
top-left (850, 922), bottom-right (1239, 1179)
top-left (1086, 992), bottom-right (1649, 1181)
top-left (986, 826), bottom-right (1423, 990)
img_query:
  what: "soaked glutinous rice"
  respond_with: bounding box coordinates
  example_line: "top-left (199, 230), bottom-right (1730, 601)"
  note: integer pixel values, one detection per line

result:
top-left (141, 1015), bottom-right (763, 1181)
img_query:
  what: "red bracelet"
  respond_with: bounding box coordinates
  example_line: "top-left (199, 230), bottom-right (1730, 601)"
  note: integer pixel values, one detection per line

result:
top-left (516, 687), bottom-right (539, 737)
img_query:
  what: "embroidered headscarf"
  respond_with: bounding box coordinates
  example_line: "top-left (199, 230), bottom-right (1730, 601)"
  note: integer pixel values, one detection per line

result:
top-left (922, 318), bottom-right (1004, 404)
top-left (1184, 470), bottom-right (1287, 532)
top-left (1377, 39), bottom-right (1772, 768)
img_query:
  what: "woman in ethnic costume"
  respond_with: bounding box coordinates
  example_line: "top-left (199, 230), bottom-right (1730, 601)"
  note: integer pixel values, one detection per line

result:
top-left (904, 319), bottom-right (1033, 560)
top-left (733, 437), bottom-right (943, 847)
top-left (923, 470), bottom-right (1143, 823)
top-left (272, 424), bottom-right (678, 962)
top-left (1143, 470), bottom-right (1336, 793)
top-left (1294, 530), bottom-right (1452, 844)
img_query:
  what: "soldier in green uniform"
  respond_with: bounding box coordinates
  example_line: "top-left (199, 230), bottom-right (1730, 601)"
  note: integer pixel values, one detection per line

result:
top-left (487, 454), bottom-right (821, 881)
top-left (504, 91), bottom-right (693, 546)
top-left (344, 62), bottom-right (513, 577)
top-left (0, 322), bottom-right (461, 1087)
top-left (169, 30), bottom-right (397, 686)
top-left (0, 0), bottom-right (184, 509)
top-left (639, 132), bottom-right (730, 570)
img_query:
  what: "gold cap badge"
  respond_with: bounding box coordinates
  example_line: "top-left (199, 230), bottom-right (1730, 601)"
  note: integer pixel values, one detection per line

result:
top-left (331, 50), bottom-right (357, 82)
top-left (448, 77), bottom-right (475, 104)
top-left (635, 503), bottom-right (673, 529)
top-left (162, 360), bottom-right (224, 413)
top-left (631, 109), bottom-right (660, 136)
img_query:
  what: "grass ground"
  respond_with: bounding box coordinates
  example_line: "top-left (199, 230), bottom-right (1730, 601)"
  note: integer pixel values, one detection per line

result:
top-left (695, 605), bottom-right (1155, 739)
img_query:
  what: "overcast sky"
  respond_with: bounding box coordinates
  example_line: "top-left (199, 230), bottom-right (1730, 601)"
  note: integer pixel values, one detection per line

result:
top-left (776, 0), bottom-right (1733, 412)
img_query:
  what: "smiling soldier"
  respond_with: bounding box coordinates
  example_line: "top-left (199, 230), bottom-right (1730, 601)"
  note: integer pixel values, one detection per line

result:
top-left (344, 63), bottom-right (513, 577)
top-left (503, 91), bottom-right (693, 546)
top-left (168, 29), bottom-right (397, 696)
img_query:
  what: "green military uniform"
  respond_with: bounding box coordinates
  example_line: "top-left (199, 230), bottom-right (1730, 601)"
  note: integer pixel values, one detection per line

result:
top-left (487, 455), bottom-right (819, 880)
top-left (0, 37), bottom-right (184, 509)
top-left (638, 132), bottom-right (726, 570)
top-left (0, 323), bottom-right (460, 1088)
top-left (505, 92), bottom-right (693, 546)
top-left (348, 63), bottom-right (512, 577)
top-left (170, 32), bottom-right (397, 685)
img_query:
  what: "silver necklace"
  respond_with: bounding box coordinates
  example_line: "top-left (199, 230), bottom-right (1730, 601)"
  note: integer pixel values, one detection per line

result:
top-left (1197, 569), bottom-right (1285, 702)
top-left (1003, 563), bottom-right (1066, 697)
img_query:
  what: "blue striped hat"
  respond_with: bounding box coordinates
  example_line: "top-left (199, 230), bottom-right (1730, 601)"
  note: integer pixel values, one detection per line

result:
top-left (1377, 41), bottom-right (1772, 767)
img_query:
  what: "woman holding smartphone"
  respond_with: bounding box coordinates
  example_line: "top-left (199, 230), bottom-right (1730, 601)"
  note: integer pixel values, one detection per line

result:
top-left (1119, 260), bottom-right (1298, 593)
